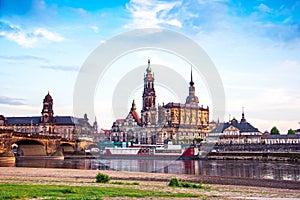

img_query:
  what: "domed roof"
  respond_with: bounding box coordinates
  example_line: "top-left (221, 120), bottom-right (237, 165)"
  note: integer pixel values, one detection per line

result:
top-left (0, 115), bottom-right (5, 120)
top-left (44, 91), bottom-right (53, 102)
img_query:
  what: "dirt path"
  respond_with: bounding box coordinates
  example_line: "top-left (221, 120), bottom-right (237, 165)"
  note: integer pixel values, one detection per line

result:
top-left (0, 167), bottom-right (299, 200)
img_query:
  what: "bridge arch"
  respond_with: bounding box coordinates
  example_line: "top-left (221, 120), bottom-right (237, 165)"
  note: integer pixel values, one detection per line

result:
top-left (60, 143), bottom-right (75, 153)
top-left (13, 139), bottom-right (47, 156)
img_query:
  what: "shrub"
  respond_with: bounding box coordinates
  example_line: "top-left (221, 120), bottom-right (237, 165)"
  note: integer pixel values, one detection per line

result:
top-left (180, 181), bottom-right (193, 188)
top-left (168, 177), bottom-right (180, 187)
top-left (132, 182), bottom-right (139, 185)
top-left (168, 178), bottom-right (211, 191)
top-left (95, 173), bottom-right (110, 183)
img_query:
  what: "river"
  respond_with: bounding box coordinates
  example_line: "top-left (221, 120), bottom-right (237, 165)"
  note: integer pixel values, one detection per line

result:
top-left (0, 158), bottom-right (299, 181)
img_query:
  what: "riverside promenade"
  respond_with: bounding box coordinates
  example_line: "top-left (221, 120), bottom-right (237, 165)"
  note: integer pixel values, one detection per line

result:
top-left (0, 167), bottom-right (299, 199)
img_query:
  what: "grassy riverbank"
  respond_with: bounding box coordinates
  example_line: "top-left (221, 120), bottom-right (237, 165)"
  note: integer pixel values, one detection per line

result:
top-left (0, 167), bottom-right (299, 199)
top-left (0, 183), bottom-right (204, 199)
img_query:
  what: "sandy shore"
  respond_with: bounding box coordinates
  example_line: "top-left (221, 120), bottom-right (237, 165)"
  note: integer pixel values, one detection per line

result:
top-left (0, 167), bottom-right (299, 200)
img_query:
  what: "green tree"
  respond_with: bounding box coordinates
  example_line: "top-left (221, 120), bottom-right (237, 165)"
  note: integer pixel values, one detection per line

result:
top-left (270, 126), bottom-right (280, 135)
top-left (287, 129), bottom-right (296, 135)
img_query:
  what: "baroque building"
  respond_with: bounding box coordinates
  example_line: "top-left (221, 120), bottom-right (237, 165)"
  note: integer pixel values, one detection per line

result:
top-left (209, 111), bottom-right (262, 144)
top-left (111, 59), bottom-right (210, 145)
top-left (1, 92), bottom-right (97, 140)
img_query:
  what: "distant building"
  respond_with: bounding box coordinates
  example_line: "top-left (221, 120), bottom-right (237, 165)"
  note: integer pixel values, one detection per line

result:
top-left (110, 59), bottom-right (210, 145)
top-left (209, 112), bottom-right (262, 144)
top-left (262, 134), bottom-right (300, 144)
top-left (93, 129), bottom-right (111, 142)
top-left (1, 92), bottom-right (97, 140)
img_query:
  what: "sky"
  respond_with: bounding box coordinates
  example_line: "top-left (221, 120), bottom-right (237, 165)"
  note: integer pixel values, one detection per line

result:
top-left (0, 0), bottom-right (300, 133)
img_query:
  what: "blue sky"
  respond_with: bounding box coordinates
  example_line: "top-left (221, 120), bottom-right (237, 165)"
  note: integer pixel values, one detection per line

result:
top-left (0, 0), bottom-right (300, 133)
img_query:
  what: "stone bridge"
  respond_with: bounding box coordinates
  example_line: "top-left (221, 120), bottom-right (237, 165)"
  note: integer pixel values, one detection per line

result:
top-left (0, 129), bottom-right (95, 156)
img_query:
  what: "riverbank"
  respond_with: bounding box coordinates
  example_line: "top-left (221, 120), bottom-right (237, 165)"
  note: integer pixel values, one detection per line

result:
top-left (0, 167), bottom-right (299, 199)
top-left (207, 152), bottom-right (300, 161)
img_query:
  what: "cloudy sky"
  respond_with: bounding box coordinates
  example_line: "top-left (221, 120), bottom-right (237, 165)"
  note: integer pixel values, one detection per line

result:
top-left (0, 0), bottom-right (299, 133)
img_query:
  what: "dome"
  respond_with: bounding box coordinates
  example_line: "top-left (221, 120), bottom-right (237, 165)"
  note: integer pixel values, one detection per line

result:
top-left (43, 91), bottom-right (53, 102)
top-left (0, 115), bottom-right (5, 120)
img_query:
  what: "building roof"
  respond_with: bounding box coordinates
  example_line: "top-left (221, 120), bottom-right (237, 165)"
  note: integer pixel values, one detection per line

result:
top-left (116, 119), bottom-right (125, 124)
top-left (54, 116), bottom-right (76, 125)
top-left (131, 110), bottom-right (141, 124)
top-left (6, 116), bottom-right (41, 125)
top-left (164, 102), bottom-right (208, 109)
top-left (6, 116), bottom-right (91, 126)
top-left (210, 120), bottom-right (260, 133)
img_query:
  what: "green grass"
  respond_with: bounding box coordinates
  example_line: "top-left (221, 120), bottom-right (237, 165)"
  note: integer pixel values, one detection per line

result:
top-left (0, 183), bottom-right (203, 199)
top-left (168, 177), bottom-right (211, 191)
top-left (111, 181), bottom-right (140, 185)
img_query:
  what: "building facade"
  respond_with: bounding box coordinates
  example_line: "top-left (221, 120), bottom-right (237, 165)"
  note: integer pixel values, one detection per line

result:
top-left (262, 134), bottom-right (300, 144)
top-left (110, 59), bottom-right (210, 145)
top-left (209, 112), bottom-right (262, 144)
top-left (1, 92), bottom-right (97, 140)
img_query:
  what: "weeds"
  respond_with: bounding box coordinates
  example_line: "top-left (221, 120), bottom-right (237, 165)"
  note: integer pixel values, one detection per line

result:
top-left (168, 177), bottom-right (211, 191)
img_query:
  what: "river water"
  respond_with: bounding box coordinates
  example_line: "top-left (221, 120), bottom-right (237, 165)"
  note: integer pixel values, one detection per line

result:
top-left (0, 158), bottom-right (299, 181)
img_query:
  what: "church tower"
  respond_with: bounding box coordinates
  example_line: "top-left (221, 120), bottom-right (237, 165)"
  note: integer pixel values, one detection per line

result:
top-left (41, 91), bottom-right (54, 123)
top-left (186, 67), bottom-right (199, 105)
top-left (141, 59), bottom-right (157, 125)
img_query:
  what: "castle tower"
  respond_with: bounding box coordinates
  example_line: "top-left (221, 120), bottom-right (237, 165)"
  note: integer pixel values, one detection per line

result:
top-left (186, 67), bottom-right (199, 105)
top-left (141, 59), bottom-right (157, 125)
top-left (41, 91), bottom-right (54, 123)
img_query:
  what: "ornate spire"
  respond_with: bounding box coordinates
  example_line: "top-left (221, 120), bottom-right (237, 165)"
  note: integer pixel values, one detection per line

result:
top-left (131, 99), bottom-right (136, 111)
top-left (146, 58), bottom-right (151, 73)
top-left (241, 107), bottom-right (246, 122)
top-left (190, 65), bottom-right (194, 86)
top-left (186, 66), bottom-right (199, 105)
top-left (93, 117), bottom-right (98, 132)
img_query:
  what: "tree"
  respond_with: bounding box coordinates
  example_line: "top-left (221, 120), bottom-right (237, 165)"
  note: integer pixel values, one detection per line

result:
top-left (288, 129), bottom-right (296, 135)
top-left (270, 126), bottom-right (280, 135)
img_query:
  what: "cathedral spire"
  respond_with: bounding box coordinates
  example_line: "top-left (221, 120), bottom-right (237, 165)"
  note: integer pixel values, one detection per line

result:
top-left (186, 66), bottom-right (199, 105)
top-left (190, 65), bottom-right (194, 86)
top-left (146, 58), bottom-right (151, 73)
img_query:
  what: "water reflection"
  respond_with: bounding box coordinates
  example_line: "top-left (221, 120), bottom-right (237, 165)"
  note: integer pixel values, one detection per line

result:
top-left (0, 158), bottom-right (299, 181)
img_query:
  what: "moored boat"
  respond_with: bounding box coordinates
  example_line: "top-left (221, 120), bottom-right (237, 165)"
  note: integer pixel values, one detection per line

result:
top-left (98, 144), bottom-right (199, 160)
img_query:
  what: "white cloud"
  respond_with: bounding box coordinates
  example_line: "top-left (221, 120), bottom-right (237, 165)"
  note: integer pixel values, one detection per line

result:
top-left (2, 31), bottom-right (38, 48)
top-left (34, 28), bottom-right (64, 42)
top-left (0, 21), bottom-right (64, 48)
top-left (255, 3), bottom-right (273, 13)
top-left (125, 0), bottom-right (182, 28)
top-left (91, 25), bottom-right (99, 33)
